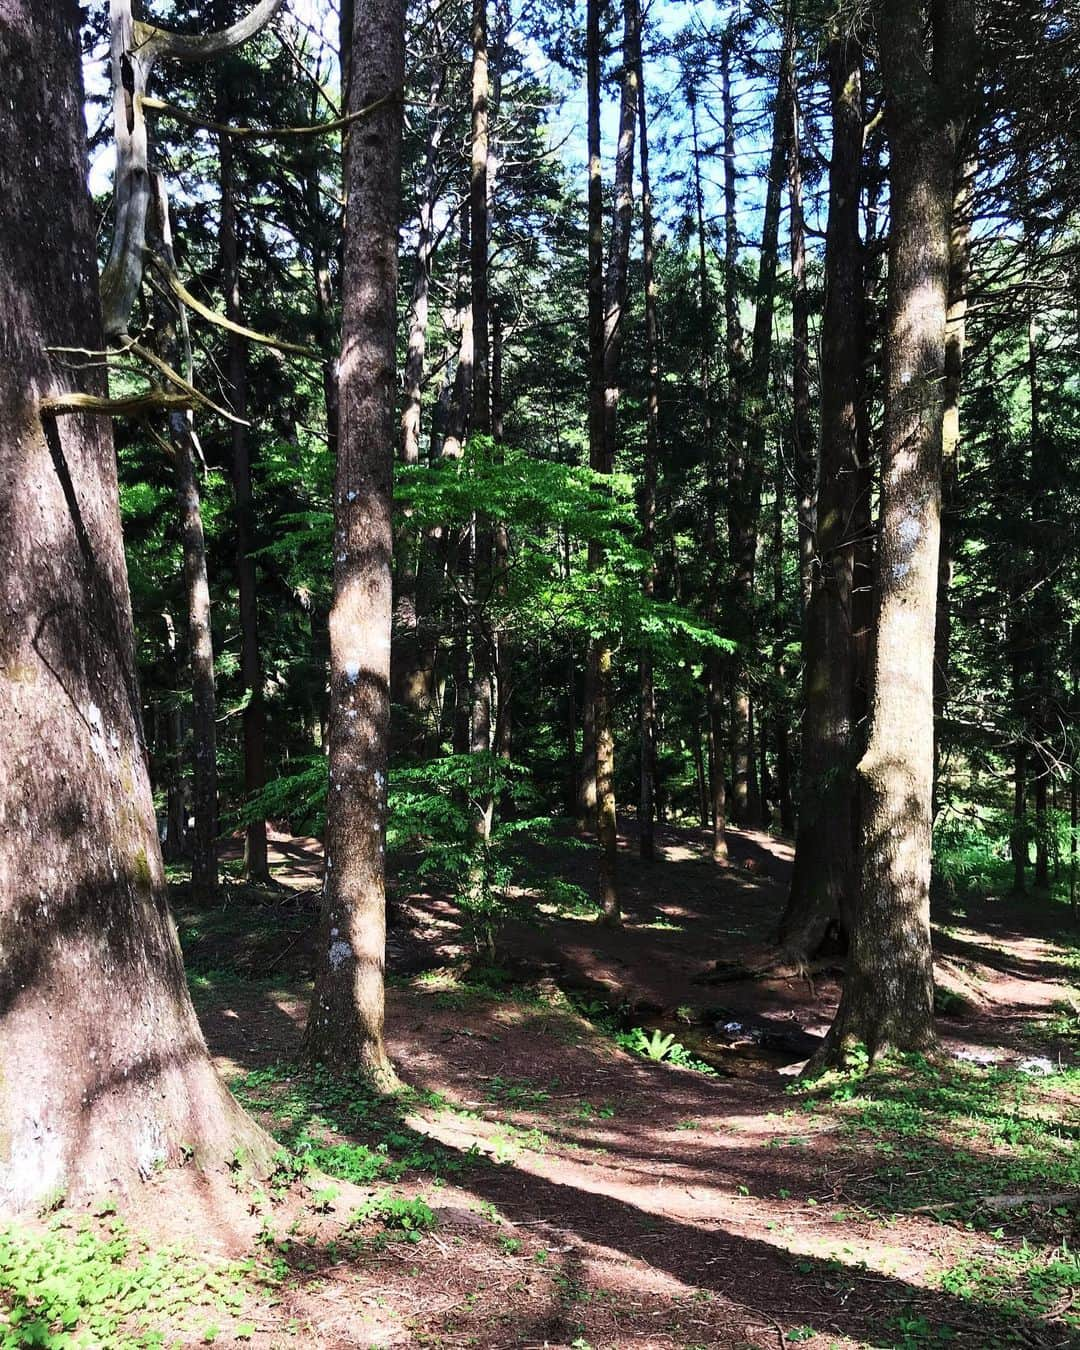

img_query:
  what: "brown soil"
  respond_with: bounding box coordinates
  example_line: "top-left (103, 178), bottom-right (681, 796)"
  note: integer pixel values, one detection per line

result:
top-left (183, 819), bottom-right (1079, 1349)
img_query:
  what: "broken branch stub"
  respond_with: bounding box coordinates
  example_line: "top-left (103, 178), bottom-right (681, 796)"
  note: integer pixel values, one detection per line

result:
top-left (99, 0), bottom-right (286, 343)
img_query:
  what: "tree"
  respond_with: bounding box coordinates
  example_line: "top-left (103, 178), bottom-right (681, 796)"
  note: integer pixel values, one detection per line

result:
top-left (0, 0), bottom-right (268, 1211)
top-left (780, 19), bottom-right (865, 960)
top-left (815, 0), bottom-right (975, 1065)
top-left (303, 0), bottom-right (406, 1084)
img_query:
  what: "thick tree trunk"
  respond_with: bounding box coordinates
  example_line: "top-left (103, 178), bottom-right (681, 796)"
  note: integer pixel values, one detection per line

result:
top-left (780, 30), bottom-right (863, 959)
top-left (814, 0), bottom-right (973, 1067)
top-left (216, 71), bottom-right (269, 884)
top-left (0, 1), bottom-right (268, 1211)
top-left (304, 0), bottom-right (405, 1084)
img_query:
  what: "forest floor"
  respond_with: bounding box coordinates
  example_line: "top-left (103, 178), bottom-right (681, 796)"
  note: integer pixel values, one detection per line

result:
top-left (10, 821), bottom-right (1080, 1349)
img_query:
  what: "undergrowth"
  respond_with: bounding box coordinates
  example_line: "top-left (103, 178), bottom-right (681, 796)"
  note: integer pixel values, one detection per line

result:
top-left (0, 1216), bottom-right (263, 1349)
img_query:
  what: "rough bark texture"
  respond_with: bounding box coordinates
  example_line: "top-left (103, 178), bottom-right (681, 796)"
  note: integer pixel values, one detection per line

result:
top-left (0, 0), bottom-right (268, 1212)
top-left (781, 30), bottom-right (864, 959)
top-left (304, 0), bottom-right (405, 1083)
top-left (815, 0), bottom-right (973, 1066)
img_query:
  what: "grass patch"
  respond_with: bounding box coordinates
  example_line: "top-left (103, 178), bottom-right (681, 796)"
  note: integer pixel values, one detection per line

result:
top-left (796, 1056), bottom-right (1080, 1219)
top-left (0, 1216), bottom-right (266, 1349)
top-left (232, 1064), bottom-right (479, 1185)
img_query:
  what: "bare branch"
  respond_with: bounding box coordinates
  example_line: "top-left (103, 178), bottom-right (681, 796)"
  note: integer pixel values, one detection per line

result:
top-left (141, 90), bottom-right (399, 142)
top-left (41, 391), bottom-right (195, 418)
top-left (142, 0), bottom-right (286, 63)
top-left (148, 257), bottom-right (321, 360)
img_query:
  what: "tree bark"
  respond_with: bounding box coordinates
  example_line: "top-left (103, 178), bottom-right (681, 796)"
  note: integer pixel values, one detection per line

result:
top-left (932, 154), bottom-right (975, 818)
top-left (814, 0), bottom-right (974, 1066)
top-left (634, 14), bottom-right (659, 863)
top-left (578, 0), bottom-right (605, 833)
top-left (216, 53), bottom-right (269, 884)
top-left (781, 28), bottom-right (864, 959)
top-left (788, 56), bottom-right (815, 625)
top-left (0, 0), bottom-right (269, 1211)
top-left (173, 418), bottom-right (220, 902)
top-left (304, 0), bottom-right (405, 1084)
top-left (688, 86), bottom-right (729, 865)
top-left (729, 2), bottom-right (795, 830)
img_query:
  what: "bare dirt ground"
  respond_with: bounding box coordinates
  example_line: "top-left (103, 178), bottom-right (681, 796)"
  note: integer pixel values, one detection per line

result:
top-left (183, 820), bottom-right (1080, 1349)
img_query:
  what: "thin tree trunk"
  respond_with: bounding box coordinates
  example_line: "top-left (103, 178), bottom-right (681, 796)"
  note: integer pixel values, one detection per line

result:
top-left (216, 61), bottom-right (269, 883)
top-left (0, 0), bottom-right (269, 1210)
top-left (634, 16), bottom-right (659, 862)
top-left (772, 432), bottom-right (794, 835)
top-left (579, 0), bottom-right (604, 833)
top-left (174, 424), bottom-right (219, 902)
top-left (689, 87), bottom-right (728, 865)
top-left (788, 58), bottom-right (815, 623)
top-left (729, 1), bottom-right (795, 830)
top-left (592, 0), bottom-right (639, 924)
top-left (305, 0), bottom-right (405, 1084)
top-left (400, 57), bottom-right (447, 465)
top-left (933, 154), bottom-right (975, 818)
top-left (1027, 314), bottom-right (1051, 890)
top-left (146, 174), bottom-right (219, 905)
top-left (780, 27), bottom-right (863, 958)
top-left (814, 0), bottom-right (974, 1067)
top-left (392, 53), bottom-right (448, 744)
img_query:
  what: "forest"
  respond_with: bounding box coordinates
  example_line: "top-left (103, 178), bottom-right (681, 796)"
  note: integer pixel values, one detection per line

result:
top-left (1, 0), bottom-right (1079, 1345)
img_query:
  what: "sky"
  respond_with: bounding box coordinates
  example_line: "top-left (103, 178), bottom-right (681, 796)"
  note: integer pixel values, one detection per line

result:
top-left (85, 0), bottom-right (813, 265)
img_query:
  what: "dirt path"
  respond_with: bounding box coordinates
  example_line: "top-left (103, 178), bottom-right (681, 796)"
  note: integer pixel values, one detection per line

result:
top-left (190, 822), bottom-right (1080, 1348)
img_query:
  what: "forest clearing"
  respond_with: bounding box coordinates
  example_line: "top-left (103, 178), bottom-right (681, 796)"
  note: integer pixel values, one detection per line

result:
top-left (2, 0), bottom-right (1079, 1346)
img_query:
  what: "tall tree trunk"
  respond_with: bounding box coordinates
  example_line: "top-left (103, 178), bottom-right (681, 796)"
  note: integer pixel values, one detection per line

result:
top-left (0, 0), bottom-right (269, 1210)
top-left (780, 27), bottom-right (863, 958)
top-left (729, 2), bottom-right (795, 830)
top-left (579, 0), bottom-right (605, 831)
top-left (787, 57), bottom-right (815, 623)
top-left (814, 0), bottom-right (974, 1066)
top-left (304, 0), bottom-right (405, 1083)
top-left (634, 16), bottom-right (659, 862)
top-left (932, 154), bottom-right (975, 817)
top-left (593, 0), bottom-right (640, 924)
top-left (216, 62), bottom-right (269, 884)
top-left (146, 173), bottom-right (220, 906)
top-left (772, 431), bottom-right (794, 834)
top-left (400, 58), bottom-right (447, 465)
top-left (392, 53), bottom-right (447, 743)
top-left (174, 421), bottom-right (220, 902)
top-left (468, 0), bottom-right (496, 839)
top-left (442, 209), bottom-right (474, 459)
top-left (689, 88), bottom-right (728, 865)
top-left (1026, 313), bottom-right (1052, 890)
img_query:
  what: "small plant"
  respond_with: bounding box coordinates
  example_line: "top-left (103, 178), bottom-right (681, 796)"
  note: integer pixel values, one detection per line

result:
top-left (350, 1191), bottom-right (437, 1241)
top-left (615, 1026), bottom-right (718, 1075)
